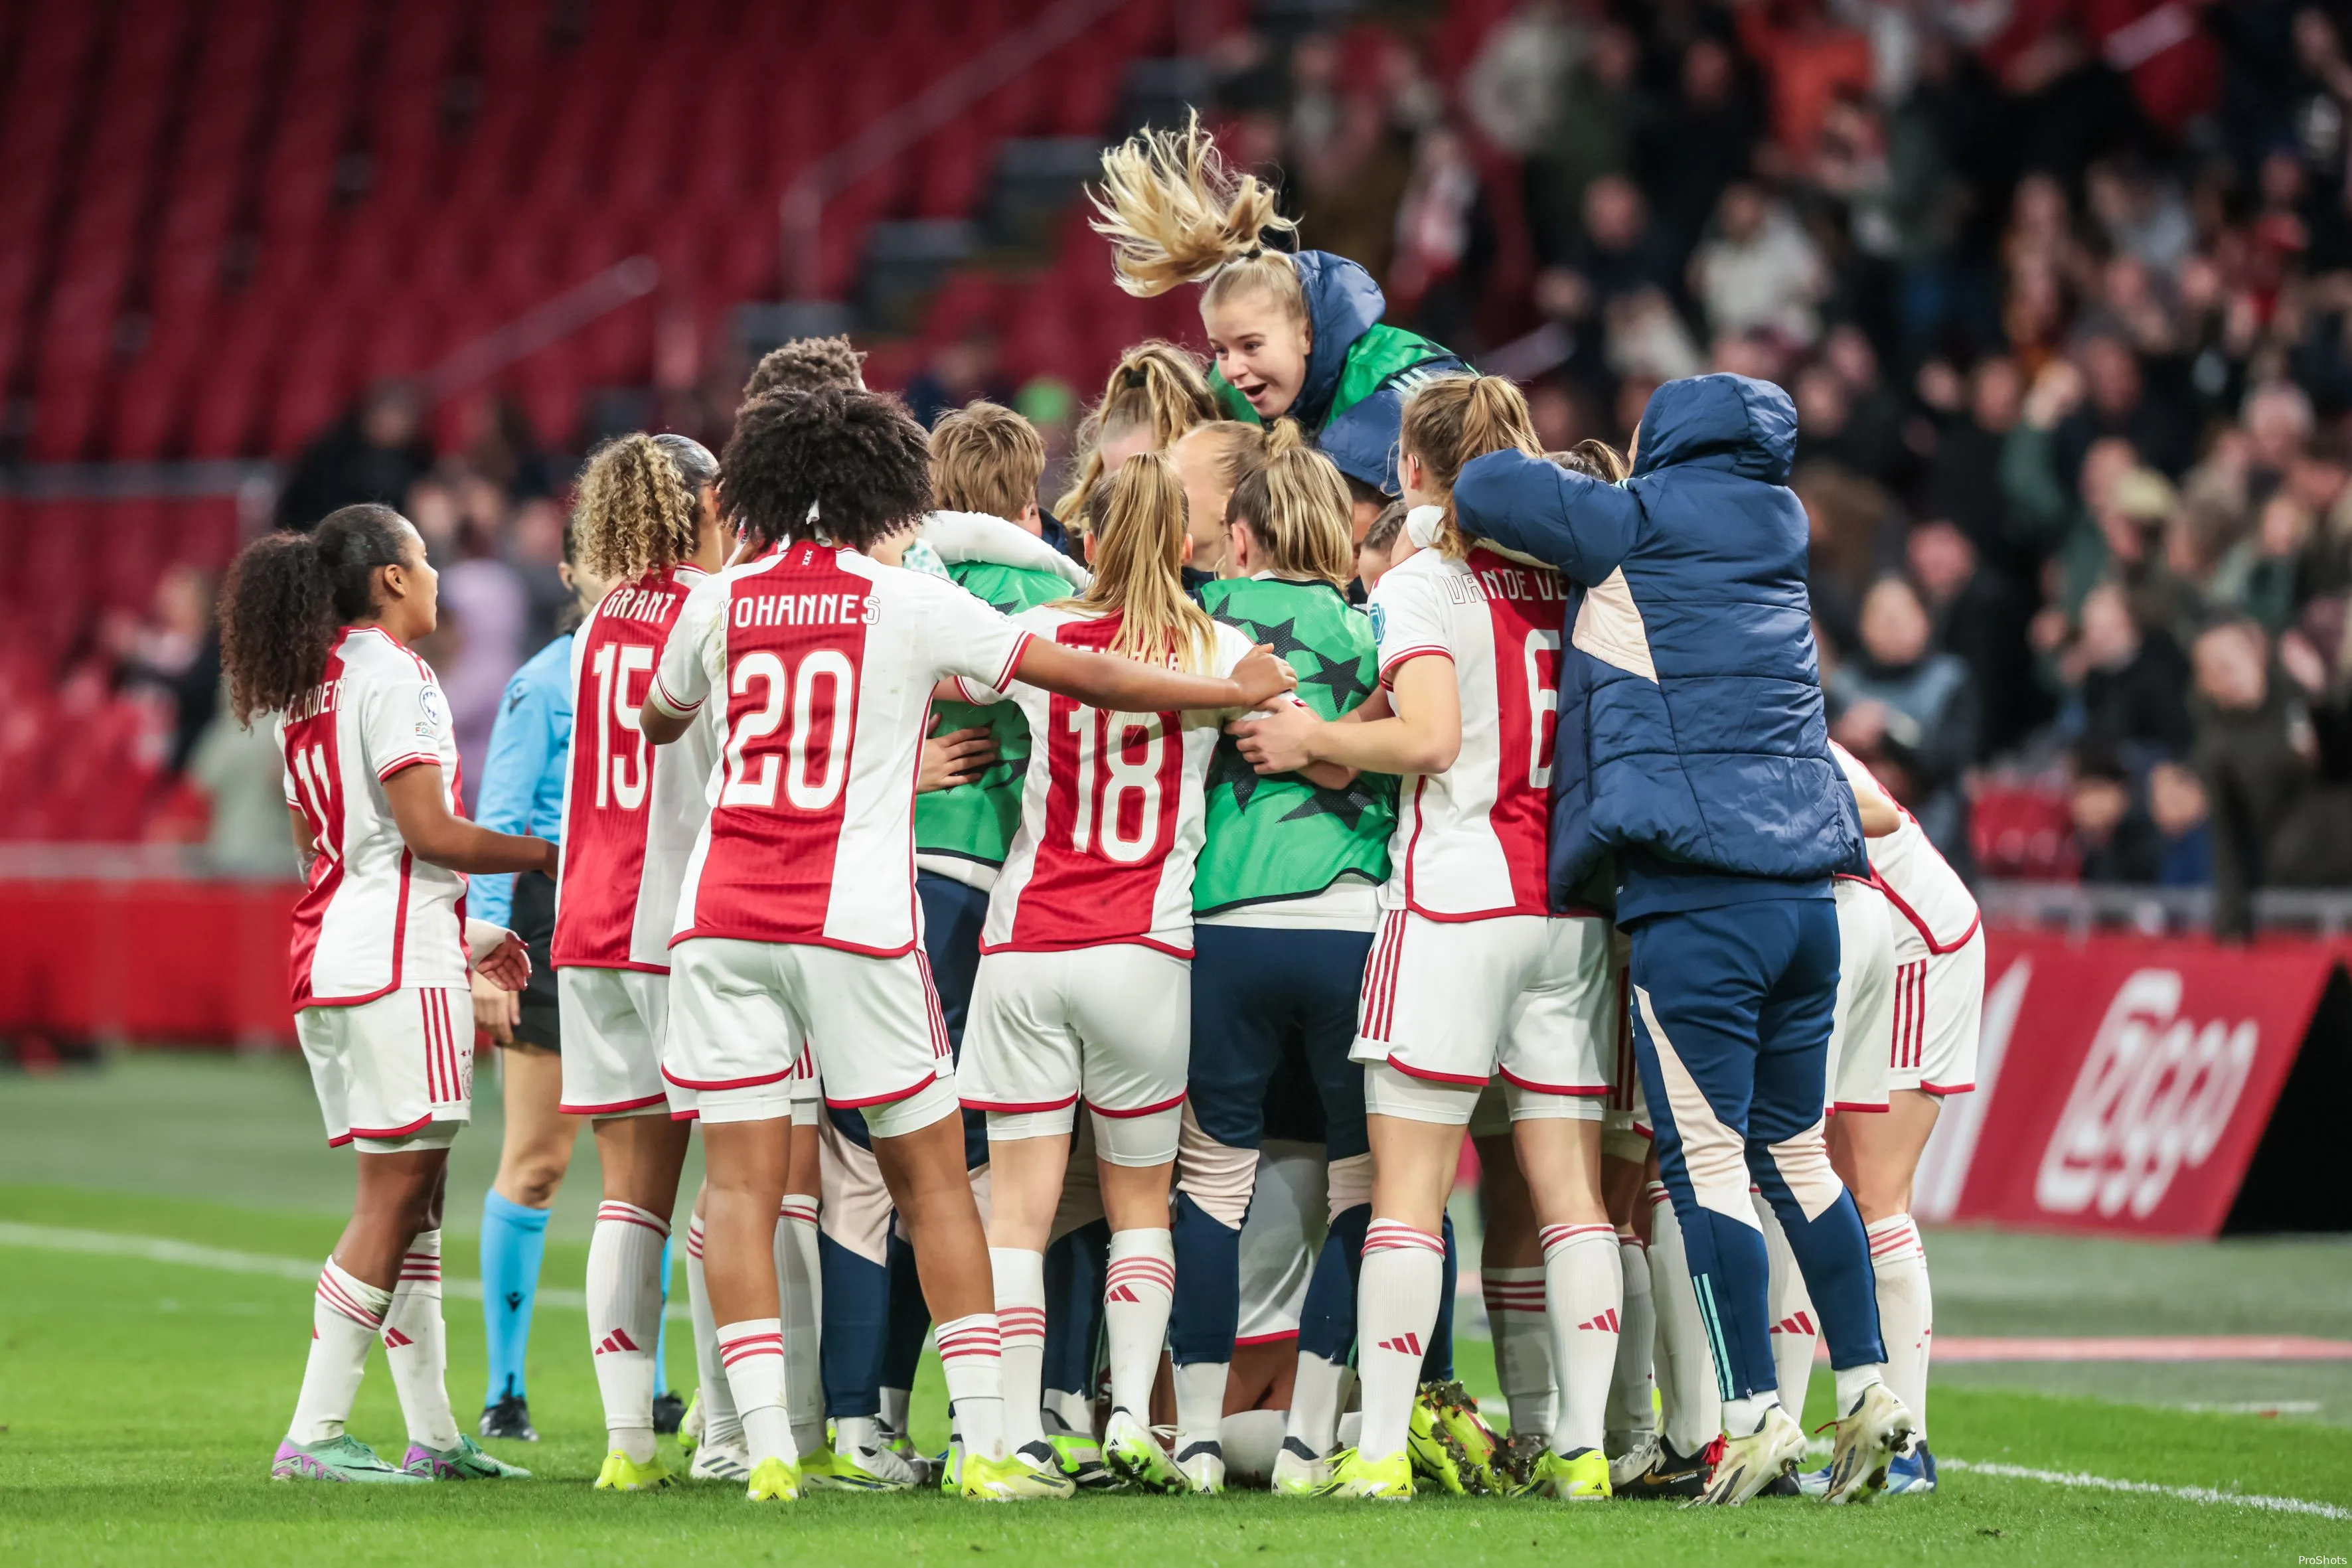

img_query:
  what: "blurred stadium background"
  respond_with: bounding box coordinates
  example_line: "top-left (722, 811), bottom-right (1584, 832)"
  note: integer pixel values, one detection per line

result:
top-left (1, 0), bottom-right (2348, 1294)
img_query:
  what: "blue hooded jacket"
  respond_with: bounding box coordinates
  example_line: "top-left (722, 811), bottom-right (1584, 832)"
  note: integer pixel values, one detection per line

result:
top-left (1208, 251), bottom-right (1467, 495)
top-left (1453, 372), bottom-right (1863, 922)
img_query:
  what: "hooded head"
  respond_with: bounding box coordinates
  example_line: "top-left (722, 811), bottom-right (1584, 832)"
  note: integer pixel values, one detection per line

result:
top-left (1287, 251), bottom-right (1387, 426)
top-left (1632, 372), bottom-right (1797, 484)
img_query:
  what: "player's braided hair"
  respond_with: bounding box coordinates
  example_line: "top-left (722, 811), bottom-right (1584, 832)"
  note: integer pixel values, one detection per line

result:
top-left (722, 387), bottom-right (932, 555)
top-left (1398, 374), bottom-right (1540, 559)
top-left (571, 432), bottom-right (716, 583)
top-left (218, 503), bottom-right (410, 725)
top-left (742, 334), bottom-right (868, 403)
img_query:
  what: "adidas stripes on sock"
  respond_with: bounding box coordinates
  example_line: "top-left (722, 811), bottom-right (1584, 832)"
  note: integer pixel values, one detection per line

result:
top-left (1868, 1212), bottom-right (1931, 1441)
top-left (1757, 1190), bottom-right (1818, 1420)
top-left (1482, 1265), bottom-right (1555, 1441)
top-left (991, 1247), bottom-right (1048, 1452)
top-left (685, 1215), bottom-right (742, 1447)
top-left (1646, 1183), bottom-right (1720, 1456)
top-left (479, 1188), bottom-right (548, 1409)
top-left (719, 1318), bottom-right (794, 1467)
top-left (777, 1194), bottom-right (824, 1457)
top-left (937, 1312), bottom-right (1008, 1463)
top-left (1356, 1219), bottom-right (1443, 1463)
top-left (287, 1258), bottom-right (390, 1445)
top-left (1607, 1227), bottom-right (1658, 1443)
top-left (383, 1229), bottom-right (461, 1452)
top-left (588, 1201), bottom-right (670, 1464)
top-left (1103, 1229), bottom-right (1175, 1421)
top-left (1541, 1222), bottom-right (1620, 1456)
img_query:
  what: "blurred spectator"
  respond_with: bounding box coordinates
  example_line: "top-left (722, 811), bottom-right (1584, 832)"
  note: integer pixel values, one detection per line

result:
top-left (1690, 181), bottom-right (1829, 347)
top-left (1522, 22), bottom-right (1648, 264)
top-left (1909, 519), bottom-right (2035, 755)
top-left (1830, 574), bottom-right (1978, 855)
top-left (1639, 35), bottom-right (1760, 264)
top-left (904, 329), bottom-right (1012, 428)
top-left (2148, 759), bottom-right (2215, 887)
top-left (1796, 461), bottom-right (1895, 648)
top-left (1922, 354), bottom-right (2024, 563)
top-left (185, 684), bottom-right (298, 877)
top-left (2049, 578), bottom-right (2195, 759)
top-left (2191, 619), bottom-right (2315, 939)
top-left (106, 563), bottom-right (220, 773)
top-left (2068, 742), bottom-right (2162, 885)
top-left (456, 394), bottom-right (556, 501)
top-left (275, 381), bottom-right (433, 531)
top-left (434, 527), bottom-right (529, 811)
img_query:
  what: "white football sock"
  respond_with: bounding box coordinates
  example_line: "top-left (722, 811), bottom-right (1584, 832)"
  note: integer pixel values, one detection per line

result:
top-left (1540, 1222), bottom-right (1620, 1456)
top-left (382, 1229), bottom-right (460, 1452)
top-left (1102, 1228), bottom-right (1175, 1421)
top-left (937, 1312), bottom-right (1007, 1462)
top-left (1868, 1213), bottom-right (1931, 1442)
top-left (287, 1258), bottom-right (390, 1444)
top-left (684, 1215), bottom-right (743, 1447)
top-left (1042, 1389), bottom-right (1095, 1439)
top-left (718, 1317), bottom-right (795, 1467)
top-left (1173, 1360), bottom-right (1228, 1454)
top-left (1219, 1407), bottom-right (1286, 1481)
top-left (1646, 1184), bottom-right (1721, 1456)
top-left (777, 1194), bottom-right (823, 1456)
top-left (1755, 1192), bottom-right (1819, 1421)
top-left (881, 1384), bottom-right (912, 1437)
top-left (990, 1246), bottom-right (1048, 1452)
top-left (1286, 1351), bottom-right (1346, 1457)
top-left (1355, 1219), bottom-right (1443, 1462)
top-left (588, 1201), bottom-right (670, 1464)
top-left (1721, 1391), bottom-right (1780, 1437)
top-left (1834, 1360), bottom-right (1887, 1414)
top-left (1481, 1264), bottom-right (1555, 1441)
top-left (1607, 1228), bottom-right (1657, 1441)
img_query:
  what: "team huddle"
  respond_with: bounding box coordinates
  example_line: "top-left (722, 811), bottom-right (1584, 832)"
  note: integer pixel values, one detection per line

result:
top-left (221, 119), bottom-right (1984, 1510)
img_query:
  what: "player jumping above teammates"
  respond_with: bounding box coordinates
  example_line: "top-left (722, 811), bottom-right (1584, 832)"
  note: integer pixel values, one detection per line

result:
top-left (639, 388), bottom-right (1294, 1505)
top-left (957, 450), bottom-right (1273, 1494)
top-left (1168, 435), bottom-right (1395, 1495)
top-left (222, 505), bottom-right (546, 1485)
top-left (1452, 372), bottom-right (1911, 1506)
top-left (550, 433), bottom-right (735, 1492)
top-left (1233, 376), bottom-right (1623, 1504)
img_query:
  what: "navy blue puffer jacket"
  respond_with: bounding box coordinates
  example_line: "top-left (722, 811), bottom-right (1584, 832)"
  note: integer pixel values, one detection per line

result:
top-left (1453, 372), bottom-right (1863, 909)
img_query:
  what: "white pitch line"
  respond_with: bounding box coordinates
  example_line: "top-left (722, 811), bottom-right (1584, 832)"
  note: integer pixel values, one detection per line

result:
top-left (1938, 1458), bottom-right (2351, 1520)
top-left (0, 1219), bottom-right (688, 1320)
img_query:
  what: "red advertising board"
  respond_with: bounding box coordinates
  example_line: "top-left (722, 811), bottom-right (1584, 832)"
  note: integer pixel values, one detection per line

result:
top-left (1915, 931), bottom-right (2339, 1238)
top-left (0, 878), bottom-right (299, 1047)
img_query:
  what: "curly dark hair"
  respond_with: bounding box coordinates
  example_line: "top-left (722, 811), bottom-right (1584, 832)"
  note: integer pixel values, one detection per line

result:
top-left (742, 334), bottom-right (868, 403)
top-left (218, 503), bottom-right (411, 725)
top-left (722, 387), bottom-right (931, 554)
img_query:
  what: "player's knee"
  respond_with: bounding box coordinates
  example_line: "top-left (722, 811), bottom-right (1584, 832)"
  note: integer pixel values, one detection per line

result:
top-left (503, 1156), bottom-right (567, 1208)
top-left (1326, 1152), bottom-right (1373, 1221)
top-left (1176, 1111), bottom-right (1256, 1228)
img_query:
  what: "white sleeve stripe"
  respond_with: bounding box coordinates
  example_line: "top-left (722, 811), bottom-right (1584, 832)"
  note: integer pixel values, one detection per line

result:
top-left (1378, 645), bottom-right (1452, 685)
top-left (989, 630), bottom-right (1035, 694)
top-left (649, 673), bottom-right (703, 716)
top-left (375, 753), bottom-right (441, 781)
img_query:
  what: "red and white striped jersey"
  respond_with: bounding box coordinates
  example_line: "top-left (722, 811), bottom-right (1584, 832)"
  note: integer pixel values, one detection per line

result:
top-left (1368, 546), bottom-right (1565, 921)
top-left (652, 542), bottom-right (1032, 956)
top-left (275, 626), bottom-right (469, 1006)
top-left (961, 607), bottom-right (1252, 957)
top-left (552, 563), bottom-right (715, 971)
top-left (1833, 742), bottom-right (1980, 959)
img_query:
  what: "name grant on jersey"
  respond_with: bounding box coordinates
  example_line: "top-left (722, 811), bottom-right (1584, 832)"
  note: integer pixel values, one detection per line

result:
top-left (731, 589), bottom-right (879, 630)
top-left (602, 585), bottom-right (682, 623)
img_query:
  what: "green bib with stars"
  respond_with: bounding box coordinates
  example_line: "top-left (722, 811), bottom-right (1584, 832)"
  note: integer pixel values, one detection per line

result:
top-left (1195, 576), bottom-right (1396, 914)
top-left (915, 560), bottom-right (1071, 870)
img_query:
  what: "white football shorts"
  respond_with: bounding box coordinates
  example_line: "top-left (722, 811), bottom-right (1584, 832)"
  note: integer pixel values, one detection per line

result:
top-left (961, 943), bottom-right (1190, 1166)
top-left (1353, 908), bottom-right (1616, 1106)
top-left (556, 966), bottom-right (670, 1118)
top-left (1830, 879), bottom-right (1896, 1113)
top-left (664, 936), bottom-right (958, 1137)
top-left (1235, 1140), bottom-right (1326, 1345)
top-left (297, 985), bottom-right (472, 1149)
top-left (1887, 926), bottom-right (1984, 1095)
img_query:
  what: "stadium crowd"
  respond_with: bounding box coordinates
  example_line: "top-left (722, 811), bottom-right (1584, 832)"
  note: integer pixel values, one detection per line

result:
top-left (83, 0), bottom-right (2352, 937)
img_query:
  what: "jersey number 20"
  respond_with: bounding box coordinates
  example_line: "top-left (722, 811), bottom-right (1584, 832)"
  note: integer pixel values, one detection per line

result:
top-left (721, 649), bottom-right (855, 811)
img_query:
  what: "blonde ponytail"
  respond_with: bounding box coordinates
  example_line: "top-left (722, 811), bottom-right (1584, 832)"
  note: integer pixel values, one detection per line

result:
top-left (1062, 451), bottom-right (1217, 671)
top-left (1226, 445), bottom-right (1354, 588)
top-left (1398, 375), bottom-right (1541, 558)
top-left (1054, 341), bottom-right (1219, 522)
top-left (572, 433), bottom-right (702, 582)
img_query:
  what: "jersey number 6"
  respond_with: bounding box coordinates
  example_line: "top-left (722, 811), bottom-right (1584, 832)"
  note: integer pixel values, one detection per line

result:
top-left (720, 649), bottom-right (856, 812)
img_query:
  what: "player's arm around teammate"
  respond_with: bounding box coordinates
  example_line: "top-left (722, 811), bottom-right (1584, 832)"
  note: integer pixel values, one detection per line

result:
top-left (1233, 377), bottom-right (1620, 1502)
top-left (635, 389), bottom-right (1291, 1504)
top-left (222, 504), bottom-right (555, 1484)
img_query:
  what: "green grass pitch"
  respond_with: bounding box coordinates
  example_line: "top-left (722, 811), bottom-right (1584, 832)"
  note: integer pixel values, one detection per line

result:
top-left (2, 1053), bottom-right (2350, 1565)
